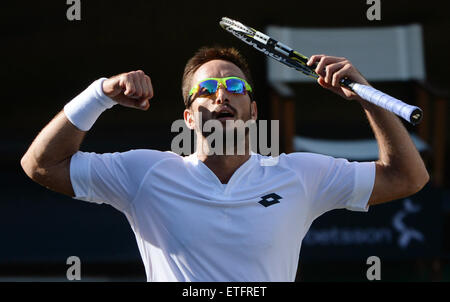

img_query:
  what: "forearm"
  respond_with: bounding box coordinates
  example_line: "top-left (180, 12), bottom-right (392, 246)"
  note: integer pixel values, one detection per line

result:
top-left (306, 54), bottom-right (429, 204)
top-left (21, 78), bottom-right (116, 196)
top-left (21, 72), bottom-right (153, 197)
top-left (24, 78), bottom-right (115, 167)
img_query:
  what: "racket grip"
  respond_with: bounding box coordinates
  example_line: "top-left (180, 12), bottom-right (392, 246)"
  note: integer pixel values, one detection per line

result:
top-left (349, 82), bottom-right (423, 125)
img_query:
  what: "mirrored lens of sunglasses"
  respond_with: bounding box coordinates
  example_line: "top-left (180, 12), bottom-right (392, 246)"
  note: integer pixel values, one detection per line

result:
top-left (198, 80), bottom-right (219, 96)
top-left (225, 78), bottom-right (245, 94)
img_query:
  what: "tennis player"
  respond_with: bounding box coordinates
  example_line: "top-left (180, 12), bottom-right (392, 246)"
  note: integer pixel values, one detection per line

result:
top-left (21, 46), bottom-right (429, 281)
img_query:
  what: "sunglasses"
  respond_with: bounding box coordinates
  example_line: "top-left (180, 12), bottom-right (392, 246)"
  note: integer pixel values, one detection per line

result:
top-left (188, 76), bottom-right (252, 106)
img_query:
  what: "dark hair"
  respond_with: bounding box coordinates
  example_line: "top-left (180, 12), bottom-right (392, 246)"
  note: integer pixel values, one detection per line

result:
top-left (182, 46), bottom-right (254, 108)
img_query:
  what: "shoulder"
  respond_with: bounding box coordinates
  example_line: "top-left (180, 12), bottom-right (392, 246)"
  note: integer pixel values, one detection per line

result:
top-left (282, 152), bottom-right (371, 175)
top-left (114, 149), bottom-right (184, 174)
top-left (256, 152), bottom-right (358, 183)
top-left (281, 152), bottom-right (335, 163)
top-left (256, 152), bottom-right (337, 169)
top-left (118, 149), bottom-right (181, 162)
top-left (77, 149), bottom-right (181, 165)
top-left (71, 149), bottom-right (183, 178)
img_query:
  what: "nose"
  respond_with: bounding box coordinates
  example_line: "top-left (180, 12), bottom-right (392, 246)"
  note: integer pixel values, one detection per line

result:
top-left (213, 84), bottom-right (229, 105)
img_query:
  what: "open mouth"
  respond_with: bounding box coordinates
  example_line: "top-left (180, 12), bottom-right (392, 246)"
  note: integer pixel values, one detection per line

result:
top-left (215, 107), bottom-right (236, 121)
top-left (216, 111), bottom-right (235, 120)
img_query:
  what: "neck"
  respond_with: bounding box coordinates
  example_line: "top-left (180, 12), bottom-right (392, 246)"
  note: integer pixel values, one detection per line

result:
top-left (195, 135), bottom-right (251, 184)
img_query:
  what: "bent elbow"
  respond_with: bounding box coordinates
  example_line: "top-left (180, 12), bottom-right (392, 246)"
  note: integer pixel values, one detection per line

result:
top-left (20, 153), bottom-right (35, 179)
top-left (20, 153), bottom-right (45, 182)
top-left (407, 170), bottom-right (430, 195)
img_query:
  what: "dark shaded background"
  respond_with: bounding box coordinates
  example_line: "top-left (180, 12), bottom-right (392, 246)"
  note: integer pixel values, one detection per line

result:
top-left (1, 0), bottom-right (449, 281)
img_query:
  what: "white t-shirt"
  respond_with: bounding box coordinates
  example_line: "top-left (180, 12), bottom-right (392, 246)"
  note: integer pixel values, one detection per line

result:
top-left (70, 150), bottom-right (375, 281)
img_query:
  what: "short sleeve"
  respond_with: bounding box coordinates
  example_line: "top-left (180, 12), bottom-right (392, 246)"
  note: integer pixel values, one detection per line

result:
top-left (69, 149), bottom-right (177, 212)
top-left (284, 153), bottom-right (375, 221)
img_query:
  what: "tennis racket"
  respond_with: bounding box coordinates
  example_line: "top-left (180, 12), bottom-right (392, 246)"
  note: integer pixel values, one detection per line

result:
top-left (219, 17), bottom-right (423, 125)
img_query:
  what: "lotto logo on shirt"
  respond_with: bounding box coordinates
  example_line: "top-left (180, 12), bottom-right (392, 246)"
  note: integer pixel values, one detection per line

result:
top-left (258, 193), bottom-right (283, 207)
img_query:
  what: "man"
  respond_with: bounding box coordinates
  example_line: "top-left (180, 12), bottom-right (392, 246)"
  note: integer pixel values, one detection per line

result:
top-left (21, 46), bottom-right (429, 281)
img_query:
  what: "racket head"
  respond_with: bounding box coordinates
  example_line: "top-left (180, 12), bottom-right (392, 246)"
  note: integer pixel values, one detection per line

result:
top-left (220, 17), bottom-right (256, 37)
top-left (220, 17), bottom-right (319, 79)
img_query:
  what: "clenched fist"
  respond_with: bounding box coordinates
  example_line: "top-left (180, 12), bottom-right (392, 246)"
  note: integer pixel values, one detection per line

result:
top-left (102, 70), bottom-right (153, 110)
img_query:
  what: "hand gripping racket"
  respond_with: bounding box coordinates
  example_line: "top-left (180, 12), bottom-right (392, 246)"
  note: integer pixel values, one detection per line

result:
top-left (219, 17), bottom-right (423, 125)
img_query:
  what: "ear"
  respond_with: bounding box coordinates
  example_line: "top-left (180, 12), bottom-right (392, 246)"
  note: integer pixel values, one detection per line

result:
top-left (250, 100), bottom-right (258, 120)
top-left (184, 108), bottom-right (195, 130)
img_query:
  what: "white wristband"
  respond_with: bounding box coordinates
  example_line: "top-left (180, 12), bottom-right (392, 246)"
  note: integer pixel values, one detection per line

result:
top-left (63, 78), bottom-right (117, 131)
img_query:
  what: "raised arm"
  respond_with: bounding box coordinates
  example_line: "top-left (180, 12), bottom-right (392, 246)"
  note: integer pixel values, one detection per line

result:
top-left (20, 70), bottom-right (153, 197)
top-left (307, 55), bottom-right (429, 205)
